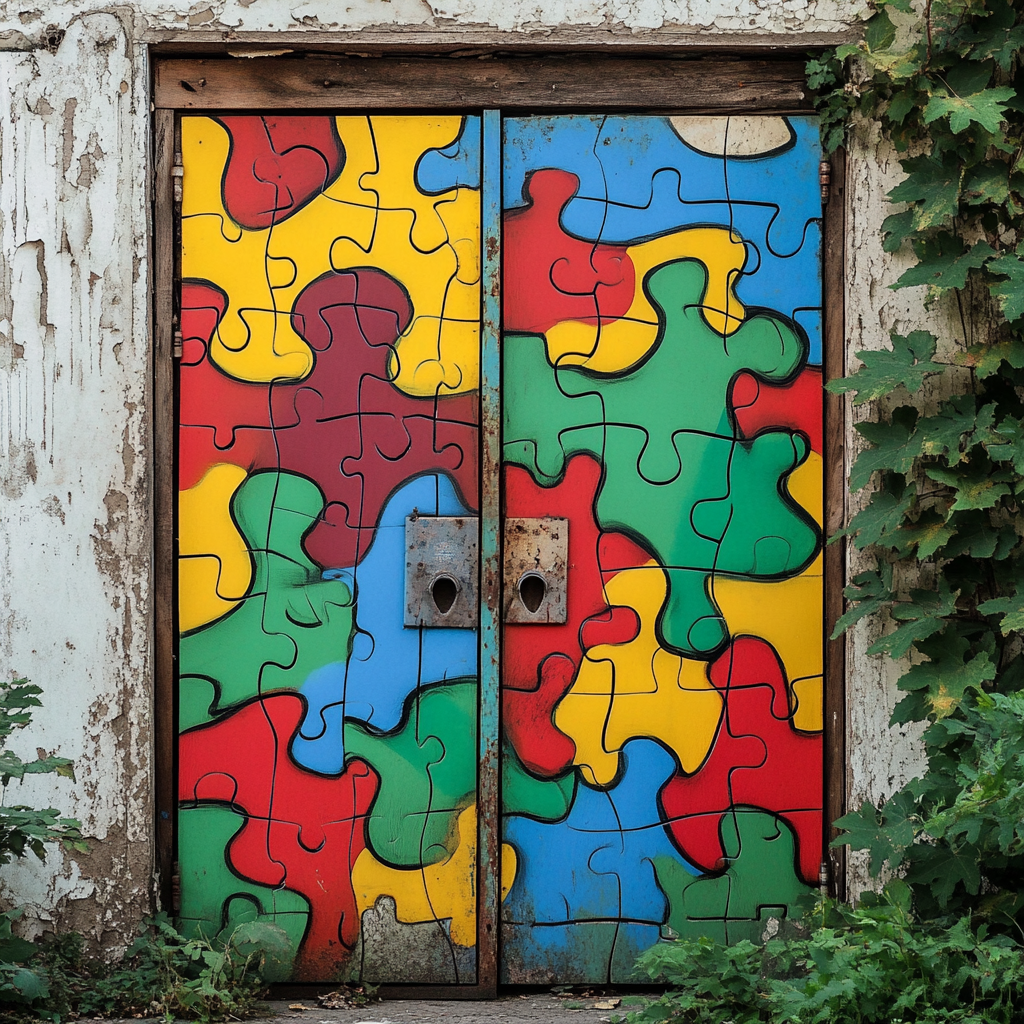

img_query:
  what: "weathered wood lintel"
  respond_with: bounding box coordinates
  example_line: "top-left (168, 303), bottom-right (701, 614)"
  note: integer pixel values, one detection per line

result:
top-left (154, 55), bottom-right (815, 110)
top-left (146, 25), bottom-right (861, 56)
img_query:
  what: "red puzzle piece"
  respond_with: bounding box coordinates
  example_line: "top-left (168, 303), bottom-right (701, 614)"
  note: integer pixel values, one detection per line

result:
top-left (178, 270), bottom-right (479, 570)
top-left (731, 366), bottom-right (823, 455)
top-left (660, 637), bottom-right (823, 884)
top-left (503, 455), bottom-right (648, 778)
top-left (504, 169), bottom-right (635, 336)
top-left (218, 116), bottom-right (345, 231)
top-left (179, 692), bottom-right (378, 976)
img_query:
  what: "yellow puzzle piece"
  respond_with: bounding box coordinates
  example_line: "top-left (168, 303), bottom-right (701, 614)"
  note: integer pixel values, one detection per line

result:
top-left (351, 804), bottom-right (478, 947)
top-left (178, 463), bottom-right (251, 634)
top-left (544, 226), bottom-right (747, 373)
top-left (554, 562), bottom-right (724, 787)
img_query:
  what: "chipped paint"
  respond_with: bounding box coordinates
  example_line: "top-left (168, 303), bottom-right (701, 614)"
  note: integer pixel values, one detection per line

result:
top-left (0, 0), bottom-right (959, 951)
top-left (0, 13), bottom-right (151, 948)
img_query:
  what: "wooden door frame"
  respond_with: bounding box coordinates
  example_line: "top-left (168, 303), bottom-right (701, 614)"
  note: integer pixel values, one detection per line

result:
top-left (151, 54), bottom-right (847, 997)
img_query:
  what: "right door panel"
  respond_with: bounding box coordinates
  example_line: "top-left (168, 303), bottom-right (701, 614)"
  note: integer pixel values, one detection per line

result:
top-left (500, 114), bottom-right (826, 984)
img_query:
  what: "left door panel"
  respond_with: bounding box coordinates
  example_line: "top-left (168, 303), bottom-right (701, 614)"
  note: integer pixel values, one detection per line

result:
top-left (176, 114), bottom-right (483, 985)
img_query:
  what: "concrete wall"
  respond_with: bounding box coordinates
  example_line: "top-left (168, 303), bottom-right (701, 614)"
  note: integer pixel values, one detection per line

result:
top-left (0, 0), bottom-right (947, 946)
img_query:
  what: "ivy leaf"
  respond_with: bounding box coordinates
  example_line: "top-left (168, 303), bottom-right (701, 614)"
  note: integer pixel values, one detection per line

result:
top-left (942, 509), bottom-right (1013, 559)
top-left (881, 209), bottom-right (915, 253)
top-left (830, 567), bottom-right (894, 639)
top-left (827, 332), bottom-right (941, 405)
top-left (955, 339), bottom-right (1024, 377)
top-left (832, 793), bottom-right (917, 876)
top-left (864, 8), bottom-right (896, 51)
top-left (896, 509), bottom-right (957, 559)
top-left (898, 631), bottom-right (996, 719)
top-left (985, 414), bottom-right (1024, 473)
top-left (925, 86), bottom-right (1015, 134)
top-left (979, 585), bottom-right (1024, 634)
top-left (888, 155), bottom-right (963, 229)
top-left (926, 459), bottom-right (1013, 513)
top-left (916, 395), bottom-right (990, 465)
top-left (905, 842), bottom-right (982, 906)
top-left (962, 163), bottom-right (1011, 206)
top-left (886, 89), bottom-right (919, 126)
top-left (869, 580), bottom-right (959, 659)
top-left (894, 237), bottom-right (995, 293)
top-left (969, 23), bottom-right (1024, 72)
top-left (987, 248), bottom-right (1024, 321)
top-left (851, 407), bottom-right (921, 491)
top-left (836, 481), bottom-right (915, 550)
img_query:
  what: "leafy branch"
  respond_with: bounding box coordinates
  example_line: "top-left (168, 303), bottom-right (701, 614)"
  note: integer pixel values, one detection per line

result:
top-left (812, 0), bottom-right (1024, 927)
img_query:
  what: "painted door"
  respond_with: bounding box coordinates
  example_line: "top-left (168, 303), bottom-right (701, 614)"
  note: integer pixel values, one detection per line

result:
top-left (176, 114), bottom-right (484, 984)
top-left (500, 115), bottom-right (826, 983)
top-left (174, 110), bottom-right (826, 988)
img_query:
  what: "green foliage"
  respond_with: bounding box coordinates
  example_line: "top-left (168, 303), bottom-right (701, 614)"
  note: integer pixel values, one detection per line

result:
top-left (628, 883), bottom-right (1024, 1024)
top-left (0, 682), bottom-right (85, 865)
top-left (0, 914), bottom-right (286, 1023)
top-left (807, 0), bottom-right (1024, 929)
top-left (0, 688), bottom-right (281, 1021)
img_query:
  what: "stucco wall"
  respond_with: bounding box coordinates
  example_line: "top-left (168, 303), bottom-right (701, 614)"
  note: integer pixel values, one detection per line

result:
top-left (0, 0), bottom-right (949, 947)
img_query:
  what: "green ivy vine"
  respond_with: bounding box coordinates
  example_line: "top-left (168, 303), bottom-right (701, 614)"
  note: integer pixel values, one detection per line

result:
top-left (808, 0), bottom-right (1024, 926)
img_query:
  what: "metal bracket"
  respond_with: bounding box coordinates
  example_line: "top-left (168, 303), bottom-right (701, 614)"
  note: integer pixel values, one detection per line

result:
top-left (819, 159), bottom-right (831, 205)
top-left (503, 517), bottom-right (568, 624)
top-left (405, 516), bottom-right (479, 628)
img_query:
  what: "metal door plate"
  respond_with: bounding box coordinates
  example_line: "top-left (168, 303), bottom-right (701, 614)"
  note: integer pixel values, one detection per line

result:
top-left (405, 516), bottom-right (479, 628)
top-left (503, 517), bottom-right (568, 624)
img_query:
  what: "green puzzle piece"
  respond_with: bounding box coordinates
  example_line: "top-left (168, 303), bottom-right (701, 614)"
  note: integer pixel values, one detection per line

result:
top-left (654, 811), bottom-right (809, 945)
top-left (345, 679), bottom-right (477, 869)
top-left (178, 804), bottom-right (310, 981)
top-left (179, 470), bottom-right (355, 726)
top-left (504, 257), bottom-right (819, 655)
top-left (502, 742), bottom-right (576, 822)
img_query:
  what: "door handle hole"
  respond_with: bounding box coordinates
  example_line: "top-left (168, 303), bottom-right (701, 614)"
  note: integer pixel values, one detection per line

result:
top-left (431, 574), bottom-right (459, 615)
top-left (518, 572), bottom-right (547, 614)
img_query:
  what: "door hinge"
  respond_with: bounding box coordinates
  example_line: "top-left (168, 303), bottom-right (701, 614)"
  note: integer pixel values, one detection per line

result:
top-left (172, 156), bottom-right (184, 205)
top-left (819, 159), bottom-right (831, 206)
top-left (819, 858), bottom-right (831, 894)
top-left (172, 325), bottom-right (183, 360)
top-left (171, 861), bottom-right (182, 914)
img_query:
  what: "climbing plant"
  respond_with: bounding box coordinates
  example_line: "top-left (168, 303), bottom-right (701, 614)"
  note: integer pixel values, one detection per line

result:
top-left (807, 0), bottom-right (1024, 927)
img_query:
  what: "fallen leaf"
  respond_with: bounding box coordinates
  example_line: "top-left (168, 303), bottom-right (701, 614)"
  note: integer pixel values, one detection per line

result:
top-left (289, 1005), bottom-right (309, 1011)
top-left (594, 1000), bottom-right (621, 1010)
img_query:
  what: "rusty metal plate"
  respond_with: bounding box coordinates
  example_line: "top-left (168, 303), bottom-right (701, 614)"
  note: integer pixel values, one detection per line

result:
top-left (405, 516), bottom-right (479, 628)
top-left (503, 517), bottom-right (568, 624)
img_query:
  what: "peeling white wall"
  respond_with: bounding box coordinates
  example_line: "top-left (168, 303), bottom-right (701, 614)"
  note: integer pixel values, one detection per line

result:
top-left (0, 0), bottom-right (860, 44)
top-left (0, 14), bottom-right (151, 943)
top-left (0, 0), bottom-right (952, 947)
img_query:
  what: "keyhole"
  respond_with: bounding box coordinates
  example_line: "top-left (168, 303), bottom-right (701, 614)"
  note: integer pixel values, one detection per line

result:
top-left (431, 574), bottom-right (458, 615)
top-left (518, 573), bottom-right (547, 614)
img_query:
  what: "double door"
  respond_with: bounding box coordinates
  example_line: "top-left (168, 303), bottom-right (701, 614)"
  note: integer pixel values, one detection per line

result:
top-left (174, 110), bottom-right (825, 987)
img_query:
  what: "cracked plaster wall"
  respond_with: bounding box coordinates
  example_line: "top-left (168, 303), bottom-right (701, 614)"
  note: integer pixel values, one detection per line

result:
top-left (0, 0), bottom-right (953, 949)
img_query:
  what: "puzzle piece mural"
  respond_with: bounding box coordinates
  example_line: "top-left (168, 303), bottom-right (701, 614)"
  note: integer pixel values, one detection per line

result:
top-left (178, 115), bottom-right (482, 983)
top-left (501, 114), bottom-right (824, 983)
top-left (179, 111), bottom-right (825, 986)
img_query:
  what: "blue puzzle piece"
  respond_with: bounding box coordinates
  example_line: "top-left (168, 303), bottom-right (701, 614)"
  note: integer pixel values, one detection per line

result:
top-left (503, 114), bottom-right (823, 365)
top-left (292, 474), bottom-right (477, 775)
top-left (416, 115), bottom-right (481, 194)
top-left (503, 115), bottom-right (606, 210)
top-left (500, 920), bottom-right (661, 985)
top-left (503, 738), bottom-right (699, 934)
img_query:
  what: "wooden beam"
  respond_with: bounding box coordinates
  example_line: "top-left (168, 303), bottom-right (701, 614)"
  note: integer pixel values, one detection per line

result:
top-left (152, 108), bottom-right (178, 913)
top-left (146, 26), bottom-right (860, 56)
top-left (823, 147), bottom-right (848, 903)
top-left (154, 55), bottom-right (813, 111)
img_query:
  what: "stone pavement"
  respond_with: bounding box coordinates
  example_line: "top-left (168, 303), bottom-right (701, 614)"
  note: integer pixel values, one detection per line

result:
top-left (258, 992), bottom-right (645, 1024)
